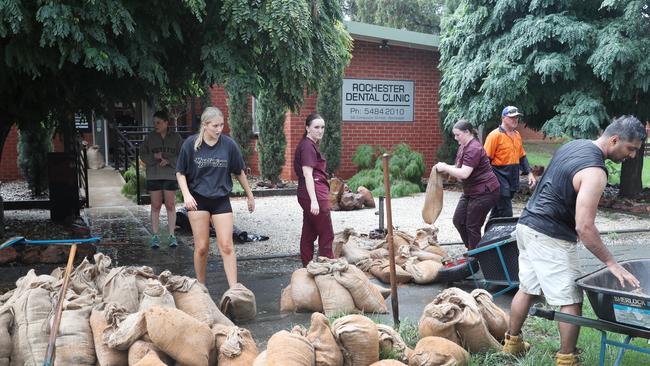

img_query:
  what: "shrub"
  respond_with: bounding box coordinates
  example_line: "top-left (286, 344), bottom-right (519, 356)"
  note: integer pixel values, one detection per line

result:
top-left (318, 72), bottom-right (343, 174)
top-left (352, 144), bottom-right (375, 170)
top-left (121, 162), bottom-right (146, 200)
top-left (256, 90), bottom-right (287, 184)
top-left (17, 118), bottom-right (55, 196)
top-left (347, 143), bottom-right (425, 198)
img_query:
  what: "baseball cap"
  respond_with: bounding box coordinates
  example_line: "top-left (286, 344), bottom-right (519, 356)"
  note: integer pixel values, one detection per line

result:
top-left (502, 106), bottom-right (523, 117)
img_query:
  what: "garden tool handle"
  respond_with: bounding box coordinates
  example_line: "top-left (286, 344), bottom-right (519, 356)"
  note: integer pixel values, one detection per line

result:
top-left (528, 307), bottom-right (555, 320)
top-left (382, 153), bottom-right (400, 329)
top-left (43, 243), bottom-right (77, 366)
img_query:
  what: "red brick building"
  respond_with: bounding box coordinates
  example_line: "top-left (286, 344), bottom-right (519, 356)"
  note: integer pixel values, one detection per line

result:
top-left (1, 21), bottom-right (443, 182)
top-left (206, 21), bottom-right (442, 180)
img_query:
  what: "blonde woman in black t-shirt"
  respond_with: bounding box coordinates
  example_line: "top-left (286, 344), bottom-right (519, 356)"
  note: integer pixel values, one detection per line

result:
top-left (176, 107), bottom-right (255, 286)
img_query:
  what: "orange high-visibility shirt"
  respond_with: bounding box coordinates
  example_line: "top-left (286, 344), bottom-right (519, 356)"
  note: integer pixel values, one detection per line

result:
top-left (483, 127), bottom-right (526, 167)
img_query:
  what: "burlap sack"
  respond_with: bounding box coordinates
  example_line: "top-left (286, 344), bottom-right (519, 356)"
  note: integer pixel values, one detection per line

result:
top-left (128, 340), bottom-right (173, 366)
top-left (369, 248), bottom-right (389, 259)
top-left (102, 267), bottom-right (140, 313)
top-left (10, 285), bottom-right (53, 365)
top-left (357, 186), bottom-right (376, 207)
top-left (89, 307), bottom-right (128, 366)
top-left (253, 350), bottom-right (268, 366)
top-left (68, 257), bottom-right (99, 295)
top-left (0, 310), bottom-right (12, 365)
top-left (159, 272), bottom-right (233, 326)
top-left (280, 285), bottom-right (297, 313)
top-left (307, 312), bottom-right (343, 366)
top-left (145, 307), bottom-right (214, 366)
top-left (290, 268), bottom-right (323, 312)
top-left (438, 289), bottom-right (501, 353)
top-left (332, 314), bottom-right (379, 366)
top-left (307, 259), bottom-right (357, 316)
top-left (373, 284), bottom-right (391, 299)
top-left (367, 259), bottom-right (412, 284)
top-left (392, 231), bottom-right (414, 248)
top-left (87, 145), bottom-right (106, 169)
top-left (104, 305), bottom-right (147, 350)
top-left (138, 281), bottom-right (175, 311)
top-left (333, 265), bottom-right (387, 314)
top-left (422, 168), bottom-right (443, 224)
top-left (341, 242), bottom-right (372, 264)
top-left (418, 302), bottom-right (463, 344)
top-left (93, 253), bottom-right (113, 295)
top-left (404, 259), bottom-right (442, 284)
top-left (54, 291), bottom-right (97, 366)
top-left (220, 283), bottom-right (257, 323)
top-left (332, 228), bottom-right (355, 259)
top-left (266, 330), bottom-right (315, 366)
top-left (339, 192), bottom-right (364, 210)
top-left (411, 250), bottom-right (442, 263)
top-left (329, 178), bottom-right (345, 211)
top-left (213, 324), bottom-right (259, 365)
top-left (414, 227), bottom-right (439, 248)
top-left (471, 289), bottom-right (509, 341)
top-left (409, 336), bottom-right (469, 366)
top-left (131, 351), bottom-right (166, 366)
top-left (376, 324), bottom-right (411, 363)
top-left (369, 360), bottom-right (407, 365)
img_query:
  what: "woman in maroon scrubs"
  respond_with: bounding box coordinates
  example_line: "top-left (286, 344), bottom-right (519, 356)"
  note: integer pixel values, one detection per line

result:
top-left (435, 119), bottom-right (500, 250)
top-left (293, 113), bottom-right (334, 266)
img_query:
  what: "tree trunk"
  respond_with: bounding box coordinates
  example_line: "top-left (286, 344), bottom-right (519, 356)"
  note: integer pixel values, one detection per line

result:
top-left (619, 142), bottom-right (645, 198)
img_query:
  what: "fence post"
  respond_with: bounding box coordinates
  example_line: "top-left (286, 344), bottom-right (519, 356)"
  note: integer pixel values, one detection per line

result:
top-left (136, 145), bottom-right (141, 205)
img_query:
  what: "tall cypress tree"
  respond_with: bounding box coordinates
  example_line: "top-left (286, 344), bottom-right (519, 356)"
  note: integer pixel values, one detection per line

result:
top-left (256, 91), bottom-right (287, 185)
top-left (317, 71), bottom-right (344, 175)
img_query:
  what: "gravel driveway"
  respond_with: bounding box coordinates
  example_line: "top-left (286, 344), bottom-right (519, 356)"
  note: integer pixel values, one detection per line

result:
top-left (195, 191), bottom-right (650, 259)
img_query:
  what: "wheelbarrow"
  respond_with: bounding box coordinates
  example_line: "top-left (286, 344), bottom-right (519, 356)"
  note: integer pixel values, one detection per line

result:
top-left (530, 258), bottom-right (650, 366)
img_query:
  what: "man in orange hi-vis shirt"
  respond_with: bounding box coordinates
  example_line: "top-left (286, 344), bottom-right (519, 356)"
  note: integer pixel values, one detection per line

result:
top-left (484, 106), bottom-right (537, 218)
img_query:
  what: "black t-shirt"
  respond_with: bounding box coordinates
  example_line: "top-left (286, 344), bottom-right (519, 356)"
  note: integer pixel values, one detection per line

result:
top-left (176, 134), bottom-right (245, 199)
top-left (519, 140), bottom-right (606, 242)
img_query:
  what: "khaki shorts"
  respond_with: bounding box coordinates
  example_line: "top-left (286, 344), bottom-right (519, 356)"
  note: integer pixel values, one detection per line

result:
top-left (516, 224), bottom-right (583, 306)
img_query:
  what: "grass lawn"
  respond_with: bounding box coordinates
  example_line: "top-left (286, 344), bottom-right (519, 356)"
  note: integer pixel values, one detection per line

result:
top-left (525, 142), bottom-right (650, 187)
top-left (468, 301), bottom-right (650, 365)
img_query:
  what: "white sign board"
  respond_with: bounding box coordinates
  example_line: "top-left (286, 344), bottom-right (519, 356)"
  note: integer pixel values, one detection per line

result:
top-left (342, 79), bottom-right (414, 122)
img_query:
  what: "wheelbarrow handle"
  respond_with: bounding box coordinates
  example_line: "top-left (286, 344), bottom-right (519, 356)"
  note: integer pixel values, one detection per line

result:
top-left (529, 307), bottom-right (555, 320)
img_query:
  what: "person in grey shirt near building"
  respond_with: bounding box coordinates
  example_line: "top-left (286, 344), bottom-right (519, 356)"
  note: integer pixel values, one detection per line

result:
top-left (140, 111), bottom-right (184, 248)
top-left (176, 106), bottom-right (255, 287)
top-left (502, 116), bottom-right (645, 366)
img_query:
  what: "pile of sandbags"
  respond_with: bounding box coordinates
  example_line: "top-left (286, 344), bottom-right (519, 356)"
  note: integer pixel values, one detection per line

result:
top-left (281, 258), bottom-right (388, 316)
top-left (336, 227), bottom-right (449, 285)
top-left (329, 178), bottom-right (376, 211)
top-left (0, 253), bottom-right (258, 366)
top-left (418, 287), bottom-right (506, 353)
top-left (0, 244), bottom-right (96, 265)
top-left (256, 313), bottom-right (411, 366)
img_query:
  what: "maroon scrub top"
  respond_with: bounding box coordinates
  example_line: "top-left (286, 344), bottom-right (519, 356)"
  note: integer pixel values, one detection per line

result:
top-left (455, 138), bottom-right (500, 196)
top-left (294, 137), bottom-right (330, 201)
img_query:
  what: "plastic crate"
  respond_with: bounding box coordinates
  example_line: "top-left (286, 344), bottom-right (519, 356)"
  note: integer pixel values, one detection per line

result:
top-left (576, 258), bottom-right (650, 330)
top-left (474, 217), bottom-right (520, 283)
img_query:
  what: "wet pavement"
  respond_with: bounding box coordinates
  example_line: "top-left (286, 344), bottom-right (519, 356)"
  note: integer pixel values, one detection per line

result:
top-left (1, 167), bottom-right (649, 348)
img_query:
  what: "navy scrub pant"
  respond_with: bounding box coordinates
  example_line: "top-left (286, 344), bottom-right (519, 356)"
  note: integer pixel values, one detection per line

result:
top-left (298, 198), bottom-right (334, 266)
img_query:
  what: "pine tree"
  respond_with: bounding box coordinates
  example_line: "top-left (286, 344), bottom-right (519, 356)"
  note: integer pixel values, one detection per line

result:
top-left (226, 80), bottom-right (253, 166)
top-left (317, 70), bottom-right (344, 175)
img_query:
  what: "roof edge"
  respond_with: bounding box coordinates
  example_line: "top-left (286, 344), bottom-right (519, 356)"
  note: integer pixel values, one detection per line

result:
top-left (343, 20), bottom-right (439, 50)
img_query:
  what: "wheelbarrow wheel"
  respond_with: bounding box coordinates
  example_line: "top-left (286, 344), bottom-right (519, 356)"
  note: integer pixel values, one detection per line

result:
top-left (437, 256), bottom-right (479, 283)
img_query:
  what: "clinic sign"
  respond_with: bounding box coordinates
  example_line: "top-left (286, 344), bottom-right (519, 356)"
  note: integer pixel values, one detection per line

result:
top-left (342, 79), bottom-right (414, 122)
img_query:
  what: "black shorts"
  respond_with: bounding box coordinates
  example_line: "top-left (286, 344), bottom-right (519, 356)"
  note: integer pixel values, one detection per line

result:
top-left (192, 192), bottom-right (232, 215)
top-left (147, 179), bottom-right (178, 191)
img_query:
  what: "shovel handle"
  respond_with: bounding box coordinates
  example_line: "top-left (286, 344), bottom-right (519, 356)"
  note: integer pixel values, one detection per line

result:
top-left (43, 243), bottom-right (78, 366)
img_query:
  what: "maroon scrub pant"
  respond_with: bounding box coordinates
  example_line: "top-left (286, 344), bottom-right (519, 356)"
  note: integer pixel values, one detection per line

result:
top-left (453, 189), bottom-right (500, 250)
top-left (298, 198), bottom-right (334, 266)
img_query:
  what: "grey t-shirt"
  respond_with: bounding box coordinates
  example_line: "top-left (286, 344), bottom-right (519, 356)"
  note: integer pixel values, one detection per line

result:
top-left (176, 134), bottom-right (245, 199)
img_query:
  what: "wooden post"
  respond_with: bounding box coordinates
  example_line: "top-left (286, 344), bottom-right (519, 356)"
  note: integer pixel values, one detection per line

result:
top-left (43, 243), bottom-right (77, 366)
top-left (382, 153), bottom-right (399, 328)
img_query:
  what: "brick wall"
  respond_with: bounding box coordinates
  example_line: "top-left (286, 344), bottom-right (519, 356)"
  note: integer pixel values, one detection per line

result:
top-left (1, 125), bottom-right (91, 182)
top-left (206, 40), bottom-right (442, 181)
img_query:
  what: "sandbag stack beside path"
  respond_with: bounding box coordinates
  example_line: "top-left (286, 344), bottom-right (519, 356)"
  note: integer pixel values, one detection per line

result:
top-left (0, 253), bottom-right (258, 366)
top-left (300, 257), bottom-right (387, 316)
top-left (419, 287), bottom-right (502, 353)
